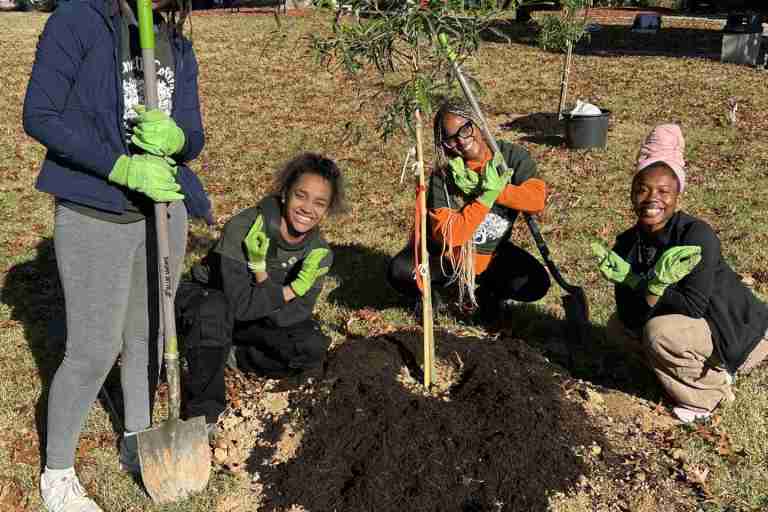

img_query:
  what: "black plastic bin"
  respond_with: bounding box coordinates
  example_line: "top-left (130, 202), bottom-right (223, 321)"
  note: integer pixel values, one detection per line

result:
top-left (564, 109), bottom-right (610, 150)
top-left (721, 13), bottom-right (764, 66)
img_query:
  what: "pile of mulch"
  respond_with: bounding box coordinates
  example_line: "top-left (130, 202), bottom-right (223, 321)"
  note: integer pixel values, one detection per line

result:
top-left (256, 330), bottom-right (608, 511)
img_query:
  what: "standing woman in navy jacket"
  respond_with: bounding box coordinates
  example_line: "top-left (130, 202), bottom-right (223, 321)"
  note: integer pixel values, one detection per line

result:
top-left (23, 0), bottom-right (209, 509)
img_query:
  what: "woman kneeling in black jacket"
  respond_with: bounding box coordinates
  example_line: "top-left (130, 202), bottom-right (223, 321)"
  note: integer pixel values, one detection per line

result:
top-left (178, 153), bottom-right (345, 427)
top-left (593, 125), bottom-right (768, 423)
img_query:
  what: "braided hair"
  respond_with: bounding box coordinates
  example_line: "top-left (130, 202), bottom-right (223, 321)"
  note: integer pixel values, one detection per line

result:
top-left (431, 98), bottom-right (487, 307)
top-left (432, 98), bottom-right (484, 172)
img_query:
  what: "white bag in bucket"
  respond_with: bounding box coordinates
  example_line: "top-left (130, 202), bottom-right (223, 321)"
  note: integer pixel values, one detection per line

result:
top-left (570, 100), bottom-right (602, 117)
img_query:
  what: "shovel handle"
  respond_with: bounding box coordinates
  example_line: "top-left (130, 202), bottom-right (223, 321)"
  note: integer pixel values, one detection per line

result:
top-left (137, 0), bottom-right (181, 421)
top-left (438, 34), bottom-right (505, 163)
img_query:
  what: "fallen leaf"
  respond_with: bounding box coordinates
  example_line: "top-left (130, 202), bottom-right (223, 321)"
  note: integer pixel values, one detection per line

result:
top-left (213, 447), bottom-right (229, 464)
top-left (684, 463), bottom-right (709, 485)
top-left (0, 478), bottom-right (28, 511)
top-left (11, 431), bottom-right (39, 467)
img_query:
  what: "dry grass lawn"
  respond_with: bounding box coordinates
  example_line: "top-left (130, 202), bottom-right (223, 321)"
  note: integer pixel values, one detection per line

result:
top-left (1, 7), bottom-right (767, 511)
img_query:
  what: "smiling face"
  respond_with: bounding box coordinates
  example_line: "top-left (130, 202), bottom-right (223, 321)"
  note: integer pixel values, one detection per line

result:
top-left (631, 164), bottom-right (680, 234)
top-left (441, 113), bottom-right (488, 163)
top-left (282, 172), bottom-right (333, 240)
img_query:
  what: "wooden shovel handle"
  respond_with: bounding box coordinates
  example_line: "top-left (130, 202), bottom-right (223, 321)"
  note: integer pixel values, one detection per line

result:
top-left (137, 0), bottom-right (181, 421)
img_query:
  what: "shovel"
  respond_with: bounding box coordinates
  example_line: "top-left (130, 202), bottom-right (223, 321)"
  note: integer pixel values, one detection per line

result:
top-left (438, 34), bottom-right (590, 363)
top-left (134, 0), bottom-right (211, 503)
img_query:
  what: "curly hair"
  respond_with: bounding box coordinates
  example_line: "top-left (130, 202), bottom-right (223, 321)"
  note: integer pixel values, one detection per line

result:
top-left (431, 98), bottom-right (486, 306)
top-left (271, 152), bottom-right (347, 216)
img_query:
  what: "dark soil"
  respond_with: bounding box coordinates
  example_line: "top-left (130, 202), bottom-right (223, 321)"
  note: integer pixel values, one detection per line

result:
top-left (257, 330), bottom-right (608, 512)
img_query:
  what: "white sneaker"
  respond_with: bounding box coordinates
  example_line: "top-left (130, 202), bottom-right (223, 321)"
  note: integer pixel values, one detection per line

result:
top-left (40, 467), bottom-right (103, 512)
top-left (672, 406), bottom-right (712, 424)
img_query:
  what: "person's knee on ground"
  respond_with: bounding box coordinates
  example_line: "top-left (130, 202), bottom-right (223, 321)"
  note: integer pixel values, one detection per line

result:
top-left (483, 243), bottom-right (550, 303)
top-left (387, 245), bottom-right (421, 299)
top-left (387, 245), bottom-right (449, 312)
top-left (181, 289), bottom-right (233, 424)
top-left (643, 314), bottom-right (733, 415)
top-left (474, 244), bottom-right (551, 323)
top-left (287, 321), bottom-right (331, 370)
top-left (238, 320), bottom-right (330, 376)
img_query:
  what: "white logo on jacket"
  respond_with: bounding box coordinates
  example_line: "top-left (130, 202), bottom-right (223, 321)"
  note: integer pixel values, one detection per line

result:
top-left (472, 211), bottom-right (510, 245)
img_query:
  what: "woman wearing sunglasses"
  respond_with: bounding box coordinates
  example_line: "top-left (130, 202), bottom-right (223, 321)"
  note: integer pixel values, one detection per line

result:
top-left (387, 98), bottom-right (550, 323)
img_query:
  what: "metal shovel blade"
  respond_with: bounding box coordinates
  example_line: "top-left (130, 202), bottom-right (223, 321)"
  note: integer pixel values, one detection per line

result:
top-left (137, 415), bottom-right (211, 504)
top-left (562, 287), bottom-right (590, 369)
top-left (562, 287), bottom-right (589, 330)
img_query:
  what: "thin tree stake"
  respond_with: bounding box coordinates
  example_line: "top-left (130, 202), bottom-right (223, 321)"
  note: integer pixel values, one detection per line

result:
top-left (415, 109), bottom-right (434, 388)
top-left (557, 38), bottom-right (573, 120)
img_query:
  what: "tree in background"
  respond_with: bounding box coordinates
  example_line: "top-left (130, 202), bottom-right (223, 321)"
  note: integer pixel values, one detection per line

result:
top-left (310, 0), bottom-right (526, 140)
top-left (536, 0), bottom-right (591, 118)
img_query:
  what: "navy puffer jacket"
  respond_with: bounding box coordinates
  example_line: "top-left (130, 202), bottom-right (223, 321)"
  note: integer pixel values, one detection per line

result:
top-left (23, 0), bottom-right (211, 222)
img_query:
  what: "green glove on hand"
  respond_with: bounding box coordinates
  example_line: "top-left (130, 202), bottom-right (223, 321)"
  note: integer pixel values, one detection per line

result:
top-left (590, 240), bottom-right (642, 289)
top-left (108, 154), bottom-right (183, 202)
top-left (647, 245), bottom-right (702, 296)
top-left (448, 157), bottom-right (480, 194)
top-left (290, 248), bottom-right (330, 297)
top-left (243, 215), bottom-right (270, 273)
top-left (131, 105), bottom-right (186, 157)
top-left (477, 152), bottom-right (513, 209)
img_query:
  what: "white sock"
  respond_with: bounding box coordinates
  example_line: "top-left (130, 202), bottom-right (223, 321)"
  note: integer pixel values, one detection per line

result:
top-left (43, 467), bottom-right (75, 478)
top-left (42, 467), bottom-right (76, 486)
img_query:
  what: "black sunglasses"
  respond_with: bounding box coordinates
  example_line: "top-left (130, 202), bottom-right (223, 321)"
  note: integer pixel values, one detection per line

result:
top-left (442, 120), bottom-right (474, 150)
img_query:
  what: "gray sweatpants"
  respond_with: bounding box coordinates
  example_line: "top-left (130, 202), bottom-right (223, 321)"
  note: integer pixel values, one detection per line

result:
top-left (46, 202), bottom-right (187, 469)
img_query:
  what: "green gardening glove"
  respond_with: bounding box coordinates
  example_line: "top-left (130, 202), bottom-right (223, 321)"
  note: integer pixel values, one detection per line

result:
top-left (448, 157), bottom-right (480, 194)
top-left (243, 215), bottom-right (270, 273)
top-left (477, 152), bottom-right (513, 209)
top-left (131, 105), bottom-right (186, 157)
top-left (590, 240), bottom-right (642, 289)
top-left (647, 246), bottom-right (702, 296)
top-left (290, 248), bottom-right (330, 297)
top-left (108, 154), bottom-right (183, 202)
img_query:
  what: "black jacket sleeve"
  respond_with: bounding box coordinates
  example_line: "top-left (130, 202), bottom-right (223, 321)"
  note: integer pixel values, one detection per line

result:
top-left (614, 221), bottom-right (720, 328)
top-left (270, 249), bottom-right (333, 327)
top-left (650, 222), bottom-right (719, 319)
top-left (270, 277), bottom-right (325, 327)
top-left (219, 253), bottom-right (285, 322)
top-left (172, 39), bottom-right (204, 163)
top-left (218, 254), bottom-right (330, 327)
top-left (22, 7), bottom-right (123, 177)
top-left (613, 232), bottom-right (650, 330)
top-left (503, 141), bottom-right (537, 185)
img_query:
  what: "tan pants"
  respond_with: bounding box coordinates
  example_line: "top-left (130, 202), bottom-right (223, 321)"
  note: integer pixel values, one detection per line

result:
top-left (607, 314), bottom-right (768, 412)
